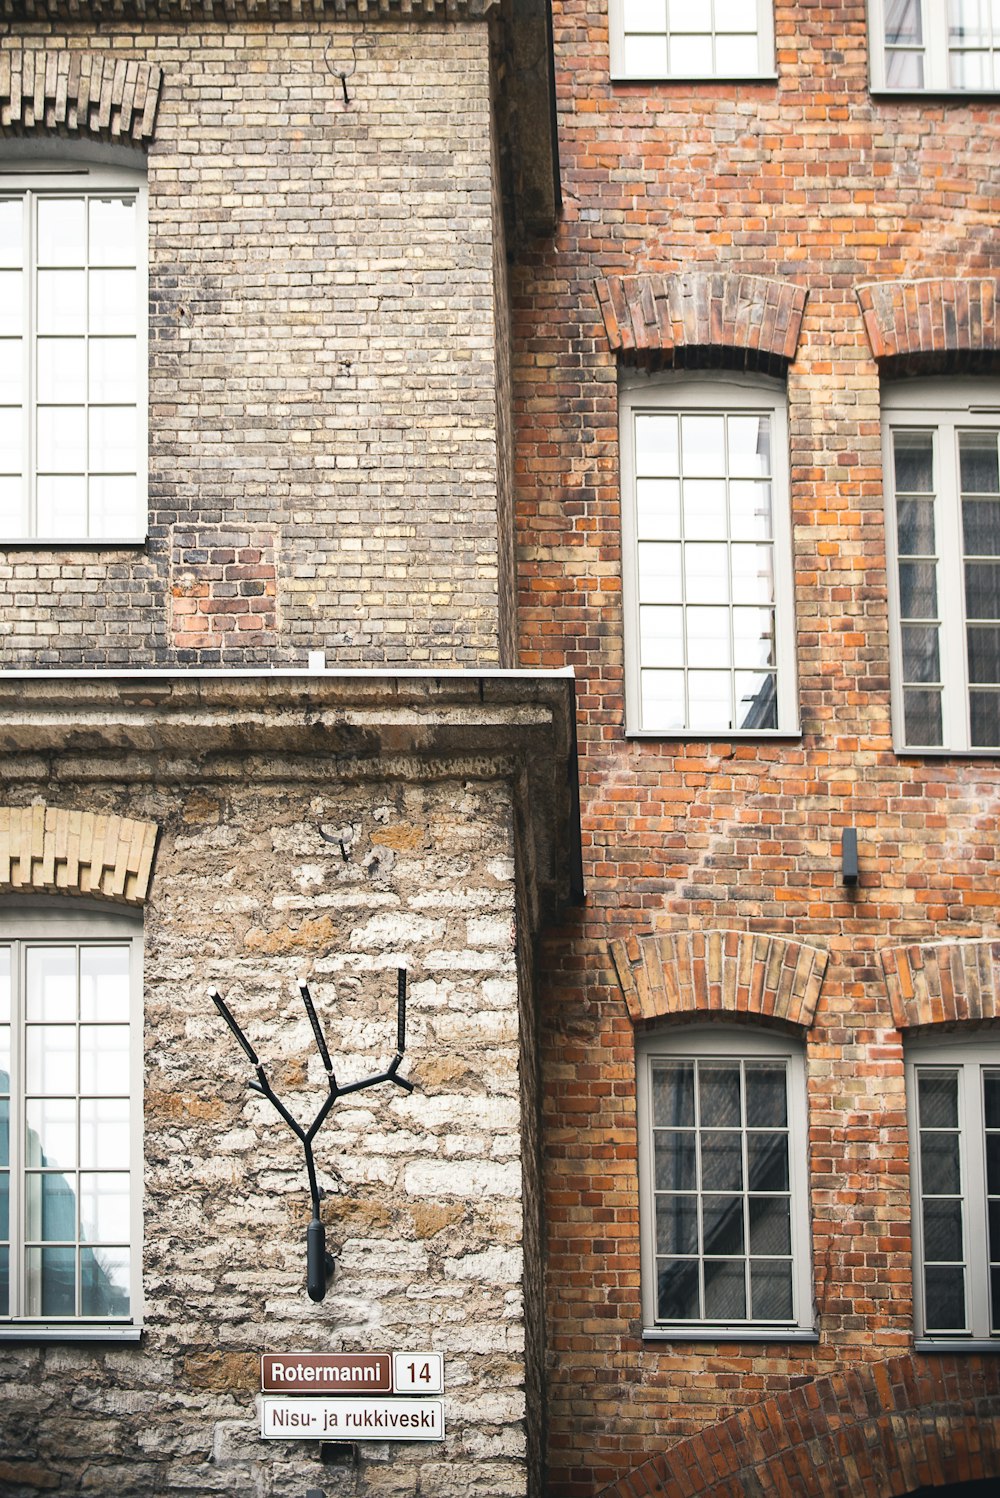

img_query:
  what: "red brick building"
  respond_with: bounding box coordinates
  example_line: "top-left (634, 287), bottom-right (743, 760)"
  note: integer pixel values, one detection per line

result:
top-left (517, 2), bottom-right (1000, 1494)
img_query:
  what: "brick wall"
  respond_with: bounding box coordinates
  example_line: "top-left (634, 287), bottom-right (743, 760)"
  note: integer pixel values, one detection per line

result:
top-left (0, 19), bottom-right (513, 668)
top-left (513, 1), bottom-right (1000, 1492)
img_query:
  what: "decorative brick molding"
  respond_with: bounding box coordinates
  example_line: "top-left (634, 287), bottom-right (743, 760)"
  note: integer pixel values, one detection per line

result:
top-left (610, 930), bottom-right (828, 1030)
top-left (597, 1352), bottom-right (1000, 1498)
top-left (0, 50), bottom-right (162, 142)
top-left (0, 805), bottom-right (158, 906)
top-left (595, 272), bottom-right (808, 374)
top-left (856, 277), bottom-right (1000, 374)
top-left (170, 527), bottom-right (279, 656)
top-left (881, 938), bottom-right (1000, 1031)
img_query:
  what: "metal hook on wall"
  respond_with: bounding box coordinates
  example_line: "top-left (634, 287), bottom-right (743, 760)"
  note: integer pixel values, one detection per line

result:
top-left (209, 968), bottom-right (413, 1302)
top-left (323, 30), bottom-right (373, 108)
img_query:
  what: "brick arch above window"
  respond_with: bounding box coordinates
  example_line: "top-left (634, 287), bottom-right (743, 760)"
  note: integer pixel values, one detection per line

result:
top-left (594, 271), bottom-right (809, 375)
top-left (857, 277), bottom-right (1000, 375)
top-left (0, 805), bottom-right (158, 906)
top-left (596, 1352), bottom-right (1000, 1498)
top-left (0, 50), bottom-right (163, 142)
top-left (610, 930), bottom-right (828, 1031)
top-left (881, 938), bottom-right (1000, 1031)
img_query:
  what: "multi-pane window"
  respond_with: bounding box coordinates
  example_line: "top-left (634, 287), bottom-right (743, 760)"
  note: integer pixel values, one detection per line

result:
top-left (0, 165), bottom-right (147, 542)
top-left (636, 1030), bottom-right (813, 1336)
top-left (0, 912), bottom-right (141, 1333)
top-left (907, 1038), bottom-right (1000, 1343)
top-left (883, 382), bottom-right (1000, 751)
top-left (609, 0), bottom-right (775, 79)
top-left (871, 0), bottom-right (1000, 91)
top-left (620, 377), bottom-right (797, 736)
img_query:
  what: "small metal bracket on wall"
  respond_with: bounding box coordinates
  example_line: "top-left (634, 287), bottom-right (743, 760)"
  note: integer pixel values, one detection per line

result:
top-left (209, 969), bottom-right (412, 1302)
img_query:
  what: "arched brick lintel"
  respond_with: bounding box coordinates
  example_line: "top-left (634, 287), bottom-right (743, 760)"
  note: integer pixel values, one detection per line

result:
top-left (610, 930), bottom-right (828, 1030)
top-left (856, 278), bottom-right (1000, 375)
top-left (595, 271), bottom-right (808, 375)
top-left (597, 1353), bottom-right (1000, 1498)
top-left (0, 805), bottom-right (159, 907)
top-left (0, 50), bottom-right (163, 143)
top-left (881, 938), bottom-right (1000, 1031)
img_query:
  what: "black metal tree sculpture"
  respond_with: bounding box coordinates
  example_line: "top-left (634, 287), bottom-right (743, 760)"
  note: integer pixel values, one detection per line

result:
top-left (208, 969), bottom-right (413, 1302)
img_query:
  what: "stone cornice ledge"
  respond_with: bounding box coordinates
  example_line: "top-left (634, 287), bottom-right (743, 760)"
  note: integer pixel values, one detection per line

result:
top-left (0, 669), bottom-right (582, 931)
top-left (2, 0), bottom-right (498, 20)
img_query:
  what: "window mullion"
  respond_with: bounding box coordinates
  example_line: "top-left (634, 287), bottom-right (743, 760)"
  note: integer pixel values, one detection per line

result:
top-left (926, 0), bottom-right (951, 90)
top-left (8, 941), bottom-right (24, 1320)
top-left (964, 1062), bottom-right (990, 1337)
top-left (939, 421), bottom-right (971, 750)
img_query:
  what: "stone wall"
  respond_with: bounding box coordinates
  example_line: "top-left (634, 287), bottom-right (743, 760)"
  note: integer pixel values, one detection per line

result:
top-left (0, 768), bottom-right (537, 1496)
top-left (0, 18), bottom-right (513, 668)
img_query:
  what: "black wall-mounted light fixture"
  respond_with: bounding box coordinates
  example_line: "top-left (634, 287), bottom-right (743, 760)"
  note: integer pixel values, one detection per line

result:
top-left (841, 827), bottom-right (859, 885)
top-left (209, 969), bottom-right (412, 1303)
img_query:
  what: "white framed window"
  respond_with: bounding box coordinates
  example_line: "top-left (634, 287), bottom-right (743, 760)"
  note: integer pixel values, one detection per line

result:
top-left (0, 163), bottom-right (147, 544)
top-left (870, 0), bottom-right (1000, 92)
top-left (620, 374), bottom-right (798, 736)
top-left (636, 1027), bottom-right (814, 1339)
top-left (0, 904), bottom-right (143, 1339)
top-left (906, 1034), bottom-right (1000, 1345)
top-left (609, 0), bottom-right (775, 80)
top-left (883, 379), bottom-right (1000, 752)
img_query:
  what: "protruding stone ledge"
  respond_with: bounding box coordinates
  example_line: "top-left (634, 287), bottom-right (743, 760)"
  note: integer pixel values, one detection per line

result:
top-left (610, 929), bottom-right (827, 1030)
top-left (0, 670), bottom-right (582, 930)
top-left (1, 50), bottom-right (162, 142)
top-left (856, 277), bottom-right (1000, 375)
top-left (2, 0), bottom-right (497, 22)
top-left (595, 271), bottom-right (808, 375)
top-left (881, 938), bottom-right (1000, 1031)
top-left (0, 804), bottom-right (158, 905)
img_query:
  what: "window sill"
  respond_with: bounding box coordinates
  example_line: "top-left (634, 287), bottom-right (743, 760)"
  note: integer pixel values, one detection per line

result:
top-left (625, 729), bottom-right (803, 742)
top-left (612, 72), bottom-right (778, 85)
top-left (643, 1326), bottom-right (818, 1343)
top-left (0, 1324), bottom-right (143, 1343)
top-left (872, 87), bottom-right (1000, 99)
top-left (0, 537), bottom-right (148, 549)
top-left (915, 1338), bottom-right (1000, 1353)
top-left (894, 745), bottom-right (1000, 757)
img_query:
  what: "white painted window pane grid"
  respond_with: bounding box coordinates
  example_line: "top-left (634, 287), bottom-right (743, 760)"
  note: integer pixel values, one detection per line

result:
top-left (0, 948), bottom-right (9, 1317)
top-left (621, 0), bottom-right (762, 75)
top-left (0, 199), bottom-right (27, 540)
top-left (891, 427), bottom-right (946, 747)
top-left (916, 1067), bottom-right (969, 1333)
top-left (636, 408), bottom-right (776, 731)
top-left (985, 1070), bottom-right (1000, 1332)
top-left (8, 941), bottom-right (133, 1322)
top-left (959, 428), bottom-right (1000, 745)
top-left (15, 188), bottom-right (140, 539)
top-left (949, 0), bottom-right (1000, 88)
top-left (651, 1057), bottom-right (793, 1324)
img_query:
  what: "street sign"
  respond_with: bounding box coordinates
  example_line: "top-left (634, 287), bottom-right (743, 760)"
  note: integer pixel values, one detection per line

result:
top-left (392, 1352), bottom-right (444, 1394)
top-left (261, 1397), bottom-right (445, 1442)
top-left (261, 1354), bottom-right (391, 1393)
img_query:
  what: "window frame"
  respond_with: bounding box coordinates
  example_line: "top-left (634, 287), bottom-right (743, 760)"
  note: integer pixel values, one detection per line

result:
top-left (609, 0), bottom-right (776, 81)
top-left (882, 378), bottom-right (1000, 755)
top-left (869, 0), bottom-right (1000, 94)
top-left (906, 1032), bottom-right (1000, 1349)
top-left (0, 901), bottom-right (144, 1342)
top-left (635, 1025), bottom-right (816, 1341)
top-left (620, 371), bottom-right (799, 738)
top-left (0, 160), bottom-right (148, 547)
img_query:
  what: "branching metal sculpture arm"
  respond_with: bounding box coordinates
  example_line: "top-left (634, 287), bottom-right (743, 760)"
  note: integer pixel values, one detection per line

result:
top-left (209, 967), bottom-right (412, 1302)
